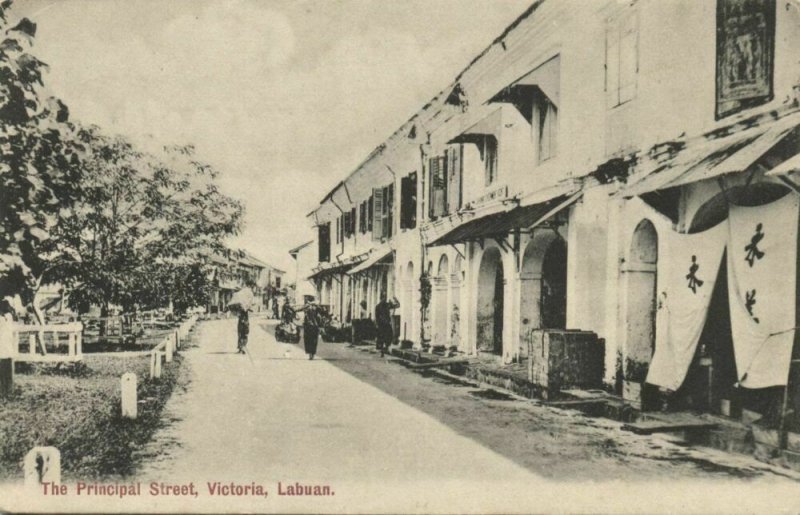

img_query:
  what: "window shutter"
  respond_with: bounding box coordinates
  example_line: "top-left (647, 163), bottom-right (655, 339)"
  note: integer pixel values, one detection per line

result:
top-left (400, 175), bottom-right (409, 229)
top-left (384, 183), bottom-right (394, 238)
top-left (409, 172), bottom-right (417, 229)
top-left (428, 157), bottom-right (438, 219)
top-left (350, 207), bottom-right (356, 236)
top-left (368, 194), bottom-right (373, 231)
top-left (449, 145), bottom-right (462, 212)
top-left (318, 223), bottom-right (330, 262)
top-left (432, 156), bottom-right (446, 218)
top-left (372, 188), bottom-right (384, 241)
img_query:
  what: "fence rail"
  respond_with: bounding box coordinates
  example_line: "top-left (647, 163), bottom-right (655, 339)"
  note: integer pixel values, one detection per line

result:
top-left (149, 315), bottom-right (198, 379)
top-left (13, 323), bottom-right (83, 363)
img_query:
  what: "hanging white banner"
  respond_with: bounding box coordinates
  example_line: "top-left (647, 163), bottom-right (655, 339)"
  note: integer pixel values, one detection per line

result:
top-left (727, 193), bottom-right (799, 389)
top-left (646, 222), bottom-right (726, 390)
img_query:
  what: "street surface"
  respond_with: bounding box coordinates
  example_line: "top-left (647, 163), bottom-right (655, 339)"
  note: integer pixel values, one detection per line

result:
top-left (5, 318), bottom-right (800, 513)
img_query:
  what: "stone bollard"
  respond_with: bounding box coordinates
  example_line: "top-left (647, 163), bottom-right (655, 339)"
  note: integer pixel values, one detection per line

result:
top-left (121, 373), bottom-right (137, 419)
top-left (24, 447), bottom-right (60, 487)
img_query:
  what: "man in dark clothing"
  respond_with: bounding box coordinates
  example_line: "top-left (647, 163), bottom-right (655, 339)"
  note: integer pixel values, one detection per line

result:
top-left (237, 310), bottom-right (249, 354)
top-left (374, 293), bottom-right (399, 357)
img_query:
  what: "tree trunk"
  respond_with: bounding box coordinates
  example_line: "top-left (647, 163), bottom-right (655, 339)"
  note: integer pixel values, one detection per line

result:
top-left (100, 303), bottom-right (109, 336)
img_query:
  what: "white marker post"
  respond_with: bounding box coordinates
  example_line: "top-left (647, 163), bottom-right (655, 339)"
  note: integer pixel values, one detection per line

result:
top-left (121, 372), bottom-right (137, 419)
top-left (24, 447), bottom-right (60, 488)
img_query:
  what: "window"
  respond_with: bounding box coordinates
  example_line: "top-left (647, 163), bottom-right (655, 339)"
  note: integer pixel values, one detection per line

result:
top-left (383, 183), bottom-right (394, 239)
top-left (481, 137), bottom-right (498, 186)
top-left (372, 187), bottom-right (384, 241)
top-left (534, 96), bottom-right (558, 162)
top-left (446, 145), bottom-right (463, 213)
top-left (318, 223), bottom-right (330, 262)
top-left (372, 184), bottom-right (394, 240)
top-left (275, 277), bottom-right (281, 288)
top-left (400, 172), bottom-right (417, 230)
top-left (368, 194), bottom-right (374, 232)
top-left (359, 201), bottom-right (367, 233)
top-left (429, 156), bottom-right (446, 219)
top-left (342, 207), bottom-right (356, 239)
top-left (606, 10), bottom-right (638, 108)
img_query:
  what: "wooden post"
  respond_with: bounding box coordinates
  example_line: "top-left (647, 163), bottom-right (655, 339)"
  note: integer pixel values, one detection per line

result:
top-left (75, 323), bottom-right (83, 358)
top-left (154, 352), bottom-right (162, 379)
top-left (68, 332), bottom-right (76, 358)
top-left (121, 373), bottom-right (137, 419)
top-left (0, 359), bottom-right (12, 398)
top-left (165, 337), bottom-right (174, 363)
top-left (149, 352), bottom-right (156, 379)
top-left (24, 447), bottom-right (60, 487)
top-left (0, 314), bottom-right (14, 397)
top-left (29, 334), bottom-right (36, 356)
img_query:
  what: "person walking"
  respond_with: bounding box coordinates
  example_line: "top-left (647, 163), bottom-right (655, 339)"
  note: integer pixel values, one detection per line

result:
top-left (375, 292), bottom-right (399, 357)
top-left (302, 302), bottom-right (323, 360)
top-left (237, 309), bottom-right (249, 354)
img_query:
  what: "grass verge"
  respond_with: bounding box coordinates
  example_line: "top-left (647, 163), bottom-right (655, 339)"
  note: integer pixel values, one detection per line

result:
top-left (0, 350), bottom-right (189, 481)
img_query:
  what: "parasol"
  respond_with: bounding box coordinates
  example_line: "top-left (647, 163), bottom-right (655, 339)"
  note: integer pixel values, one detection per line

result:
top-left (228, 287), bottom-right (255, 311)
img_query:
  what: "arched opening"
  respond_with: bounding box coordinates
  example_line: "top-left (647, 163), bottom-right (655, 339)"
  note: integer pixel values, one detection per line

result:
top-left (360, 277), bottom-right (369, 317)
top-left (476, 247), bottom-right (504, 354)
top-left (433, 255), bottom-right (450, 347)
top-left (541, 237), bottom-right (567, 329)
top-left (625, 220), bottom-right (658, 392)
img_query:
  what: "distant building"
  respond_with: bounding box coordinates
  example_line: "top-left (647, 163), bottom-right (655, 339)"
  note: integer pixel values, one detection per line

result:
top-left (207, 248), bottom-right (284, 313)
top-left (288, 240), bottom-right (315, 305)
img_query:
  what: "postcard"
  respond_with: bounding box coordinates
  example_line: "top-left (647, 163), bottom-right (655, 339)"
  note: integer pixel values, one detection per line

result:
top-left (2, 0), bottom-right (800, 513)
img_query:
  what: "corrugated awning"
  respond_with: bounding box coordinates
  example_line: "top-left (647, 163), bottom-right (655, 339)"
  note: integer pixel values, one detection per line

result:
top-left (427, 192), bottom-right (579, 247)
top-left (622, 111), bottom-right (800, 198)
top-left (307, 256), bottom-right (365, 281)
top-left (347, 247), bottom-right (393, 275)
top-left (448, 108), bottom-right (503, 144)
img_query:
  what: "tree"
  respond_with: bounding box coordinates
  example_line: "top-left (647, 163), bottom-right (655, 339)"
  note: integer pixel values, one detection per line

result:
top-left (52, 132), bottom-right (244, 318)
top-left (0, 1), bottom-right (85, 321)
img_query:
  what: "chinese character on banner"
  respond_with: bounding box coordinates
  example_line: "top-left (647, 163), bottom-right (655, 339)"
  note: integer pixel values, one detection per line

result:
top-left (686, 255), bottom-right (704, 294)
top-left (745, 288), bottom-right (760, 323)
top-left (744, 222), bottom-right (765, 267)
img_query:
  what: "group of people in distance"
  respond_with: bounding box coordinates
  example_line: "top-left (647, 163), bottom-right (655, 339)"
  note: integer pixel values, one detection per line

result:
top-left (235, 292), bottom-right (400, 360)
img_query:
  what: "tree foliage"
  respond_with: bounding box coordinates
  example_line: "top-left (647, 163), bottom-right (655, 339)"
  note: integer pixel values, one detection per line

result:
top-left (0, 2), bottom-right (84, 318)
top-left (0, 1), bottom-right (245, 319)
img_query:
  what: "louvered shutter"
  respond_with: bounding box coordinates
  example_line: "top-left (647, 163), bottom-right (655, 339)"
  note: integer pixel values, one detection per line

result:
top-left (432, 156), bottom-right (446, 218)
top-left (372, 188), bottom-right (384, 241)
top-left (448, 145), bottom-right (463, 212)
top-left (318, 223), bottom-right (330, 262)
top-left (400, 175), bottom-right (409, 229)
top-left (408, 172), bottom-right (417, 229)
top-left (428, 157), bottom-right (438, 219)
top-left (383, 183), bottom-right (394, 238)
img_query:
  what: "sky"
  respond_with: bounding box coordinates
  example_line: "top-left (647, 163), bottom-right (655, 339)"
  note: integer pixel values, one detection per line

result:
top-left (18, 0), bottom-right (532, 273)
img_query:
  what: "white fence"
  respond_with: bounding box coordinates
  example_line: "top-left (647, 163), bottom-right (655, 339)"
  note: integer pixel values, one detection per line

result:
top-left (13, 323), bottom-right (83, 363)
top-left (149, 315), bottom-right (198, 379)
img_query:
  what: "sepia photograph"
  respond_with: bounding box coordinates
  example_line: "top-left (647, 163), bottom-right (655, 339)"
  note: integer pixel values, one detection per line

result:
top-left (2, 0), bottom-right (800, 512)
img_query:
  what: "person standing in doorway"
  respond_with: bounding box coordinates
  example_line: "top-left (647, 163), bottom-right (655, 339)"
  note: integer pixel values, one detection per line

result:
top-left (375, 292), bottom-right (399, 357)
top-left (237, 309), bottom-right (249, 354)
